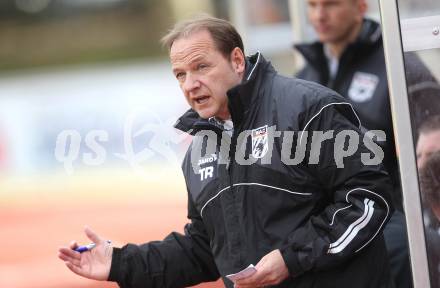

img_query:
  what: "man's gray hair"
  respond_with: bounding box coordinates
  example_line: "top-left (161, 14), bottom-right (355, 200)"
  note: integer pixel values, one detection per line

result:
top-left (161, 14), bottom-right (244, 58)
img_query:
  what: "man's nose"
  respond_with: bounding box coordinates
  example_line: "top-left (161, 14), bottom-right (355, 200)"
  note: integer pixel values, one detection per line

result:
top-left (182, 73), bottom-right (201, 93)
top-left (315, 5), bottom-right (327, 21)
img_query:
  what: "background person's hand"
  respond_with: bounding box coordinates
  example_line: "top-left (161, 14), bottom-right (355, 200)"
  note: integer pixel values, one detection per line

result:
top-left (234, 249), bottom-right (290, 288)
top-left (58, 227), bottom-right (113, 281)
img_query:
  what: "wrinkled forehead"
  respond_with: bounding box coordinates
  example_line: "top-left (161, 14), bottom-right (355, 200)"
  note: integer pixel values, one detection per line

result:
top-left (169, 30), bottom-right (216, 63)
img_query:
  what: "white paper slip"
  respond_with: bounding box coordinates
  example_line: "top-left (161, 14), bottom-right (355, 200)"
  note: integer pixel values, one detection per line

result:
top-left (225, 264), bottom-right (257, 282)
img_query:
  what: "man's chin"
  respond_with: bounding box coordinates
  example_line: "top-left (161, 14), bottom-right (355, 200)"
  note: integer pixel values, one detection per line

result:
top-left (318, 35), bottom-right (335, 43)
top-left (195, 110), bottom-right (215, 119)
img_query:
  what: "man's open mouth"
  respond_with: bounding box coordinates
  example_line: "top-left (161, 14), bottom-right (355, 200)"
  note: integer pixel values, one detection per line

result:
top-left (195, 96), bottom-right (209, 104)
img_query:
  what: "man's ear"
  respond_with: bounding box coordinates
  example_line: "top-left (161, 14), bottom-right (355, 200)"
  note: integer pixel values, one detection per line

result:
top-left (230, 47), bottom-right (245, 74)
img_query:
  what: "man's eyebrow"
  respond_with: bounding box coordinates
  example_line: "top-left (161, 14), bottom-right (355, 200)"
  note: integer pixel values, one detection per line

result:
top-left (172, 55), bottom-right (207, 74)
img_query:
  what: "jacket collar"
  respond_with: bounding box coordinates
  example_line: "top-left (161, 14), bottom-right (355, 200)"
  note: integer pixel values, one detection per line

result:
top-left (227, 51), bottom-right (272, 126)
top-left (173, 109), bottom-right (225, 135)
top-left (174, 52), bottom-right (272, 134)
top-left (294, 18), bottom-right (382, 71)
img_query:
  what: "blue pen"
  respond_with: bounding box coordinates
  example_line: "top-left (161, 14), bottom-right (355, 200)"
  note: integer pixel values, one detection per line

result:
top-left (74, 240), bottom-right (111, 253)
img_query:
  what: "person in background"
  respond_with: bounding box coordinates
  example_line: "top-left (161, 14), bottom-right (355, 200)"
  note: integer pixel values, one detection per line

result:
top-left (294, 0), bottom-right (410, 287)
top-left (417, 115), bottom-right (440, 170)
top-left (416, 115), bottom-right (440, 282)
top-left (419, 150), bottom-right (440, 288)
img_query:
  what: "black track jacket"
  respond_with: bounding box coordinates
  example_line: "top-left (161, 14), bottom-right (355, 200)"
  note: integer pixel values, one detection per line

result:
top-left (109, 52), bottom-right (394, 288)
top-left (294, 19), bottom-right (401, 207)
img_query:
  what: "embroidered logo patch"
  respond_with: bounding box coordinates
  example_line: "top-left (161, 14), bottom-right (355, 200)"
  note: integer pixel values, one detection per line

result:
top-left (348, 72), bottom-right (379, 103)
top-left (252, 125), bottom-right (268, 159)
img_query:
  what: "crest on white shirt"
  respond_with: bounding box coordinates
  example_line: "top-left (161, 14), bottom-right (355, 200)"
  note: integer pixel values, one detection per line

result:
top-left (348, 72), bottom-right (379, 103)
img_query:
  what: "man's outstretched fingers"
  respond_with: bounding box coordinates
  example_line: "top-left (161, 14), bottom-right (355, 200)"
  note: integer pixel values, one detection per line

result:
top-left (84, 226), bottom-right (102, 244)
top-left (59, 247), bottom-right (82, 260)
top-left (58, 252), bottom-right (81, 266)
top-left (69, 240), bottom-right (78, 250)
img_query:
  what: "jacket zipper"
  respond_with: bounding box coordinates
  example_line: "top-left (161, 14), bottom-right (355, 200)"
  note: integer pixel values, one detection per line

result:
top-left (227, 124), bottom-right (244, 268)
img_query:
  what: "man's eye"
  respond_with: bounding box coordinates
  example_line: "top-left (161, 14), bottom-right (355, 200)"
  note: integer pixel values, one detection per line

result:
top-left (176, 72), bottom-right (185, 80)
top-left (198, 64), bottom-right (208, 70)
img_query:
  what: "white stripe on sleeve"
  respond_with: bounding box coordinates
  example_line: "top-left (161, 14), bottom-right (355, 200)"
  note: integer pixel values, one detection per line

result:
top-left (327, 198), bottom-right (375, 254)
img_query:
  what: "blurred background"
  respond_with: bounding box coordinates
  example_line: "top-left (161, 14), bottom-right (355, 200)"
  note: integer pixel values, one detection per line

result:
top-left (0, 0), bottom-right (435, 287)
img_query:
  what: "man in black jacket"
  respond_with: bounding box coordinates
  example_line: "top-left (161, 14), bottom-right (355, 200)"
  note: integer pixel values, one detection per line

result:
top-left (294, 0), bottom-right (411, 287)
top-left (58, 15), bottom-right (394, 288)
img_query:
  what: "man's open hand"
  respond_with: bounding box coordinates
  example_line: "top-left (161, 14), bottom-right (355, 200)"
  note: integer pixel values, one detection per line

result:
top-left (58, 227), bottom-right (112, 281)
